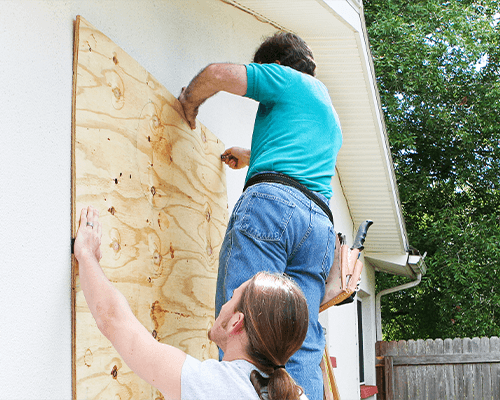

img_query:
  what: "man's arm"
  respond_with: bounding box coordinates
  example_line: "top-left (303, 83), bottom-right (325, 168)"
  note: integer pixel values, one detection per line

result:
top-left (178, 63), bottom-right (247, 129)
top-left (74, 206), bottom-right (186, 400)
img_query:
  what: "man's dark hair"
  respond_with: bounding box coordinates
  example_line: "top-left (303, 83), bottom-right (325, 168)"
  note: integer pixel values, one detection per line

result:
top-left (253, 32), bottom-right (316, 76)
top-left (237, 272), bottom-right (309, 400)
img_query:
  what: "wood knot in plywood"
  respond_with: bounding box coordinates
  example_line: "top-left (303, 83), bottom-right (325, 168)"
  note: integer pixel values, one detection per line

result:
top-left (104, 70), bottom-right (125, 110)
top-left (111, 240), bottom-right (121, 253)
top-left (108, 206), bottom-right (116, 215)
top-left (84, 348), bottom-right (93, 367)
top-left (150, 300), bottom-right (166, 332)
top-left (108, 228), bottom-right (123, 260)
top-left (151, 115), bottom-right (160, 129)
top-left (111, 365), bottom-right (118, 379)
top-left (113, 87), bottom-right (122, 99)
top-left (157, 211), bottom-right (170, 231)
top-left (153, 250), bottom-right (162, 265)
top-left (204, 203), bottom-right (213, 223)
top-left (169, 243), bottom-right (175, 258)
top-left (85, 38), bottom-right (95, 53)
top-left (146, 75), bottom-right (157, 90)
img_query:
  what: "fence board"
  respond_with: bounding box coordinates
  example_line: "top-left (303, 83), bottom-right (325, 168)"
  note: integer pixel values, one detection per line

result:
top-left (463, 338), bottom-right (474, 399)
top-left (434, 339), bottom-right (444, 398)
top-left (425, 339), bottom-right (436, 400)
top-left (416, 339), bottom-right (425, 400)
top-left (492, 337), bottom-right (500, 399)
top-left (480, 337), bottom-right (492, 399)
top-left (376, 341), bottom-right (393, 400)
top-left (453, 337), bottom-right (465, 400)
top-left (386, 341), bottom-right (397, 400)
top-left (385, 355), bottom-right (394, 400)
top-left (407, 340), bottom-right (418, 399)
top-left (443, 338), bottom-right (456, 400)
top-left (396, 340), bottom-right (408, 400)
top-left (472, 337), bottom-right (482, 400)
top-left (386, 340), bottom-right (398, 356)
top-left (377, 337), bottom-right (500, 400)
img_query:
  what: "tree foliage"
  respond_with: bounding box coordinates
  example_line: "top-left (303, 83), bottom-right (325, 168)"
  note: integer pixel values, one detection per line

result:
top-left (364, 0), bottom-right (500, 340)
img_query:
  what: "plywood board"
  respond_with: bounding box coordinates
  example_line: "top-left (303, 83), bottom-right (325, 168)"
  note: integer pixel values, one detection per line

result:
top-left (71, 16), bottom-right (227, 399)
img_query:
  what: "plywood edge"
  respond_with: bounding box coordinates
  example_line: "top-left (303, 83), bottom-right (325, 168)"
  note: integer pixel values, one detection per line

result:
top-left (72, 16), bottom-right (86, 237)
top-left (71, 15), bottom-right (82, 400)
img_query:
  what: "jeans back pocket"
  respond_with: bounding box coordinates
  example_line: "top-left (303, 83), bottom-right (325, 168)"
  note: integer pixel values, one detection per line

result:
top-left (239, 192), bottom-right (295, 241)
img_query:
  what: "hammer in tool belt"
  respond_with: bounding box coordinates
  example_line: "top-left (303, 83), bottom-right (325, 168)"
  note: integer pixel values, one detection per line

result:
top-left (320, 220), bottom-right (373, 312)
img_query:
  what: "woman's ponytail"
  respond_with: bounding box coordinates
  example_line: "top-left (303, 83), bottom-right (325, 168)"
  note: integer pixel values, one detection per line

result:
top-left (250, 368), bottom-right (304, 400)
top-left (237, 272), bottom-right (309, 400)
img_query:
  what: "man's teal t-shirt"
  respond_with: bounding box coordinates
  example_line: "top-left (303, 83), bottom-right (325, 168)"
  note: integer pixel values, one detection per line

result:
top-left (244, 63), bottom-right (342, 200)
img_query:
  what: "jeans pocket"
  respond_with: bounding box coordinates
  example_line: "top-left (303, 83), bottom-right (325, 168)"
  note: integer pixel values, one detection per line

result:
top-left (239, 192), bottom-right (295, 241)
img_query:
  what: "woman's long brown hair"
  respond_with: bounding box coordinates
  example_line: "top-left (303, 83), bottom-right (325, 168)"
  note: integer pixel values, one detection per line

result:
top-left (237, 272), bottom-right (309, 400)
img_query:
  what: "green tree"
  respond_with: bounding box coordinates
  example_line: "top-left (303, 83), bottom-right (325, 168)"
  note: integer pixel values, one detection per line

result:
top-left (363, 0), bottom-right (500, 340)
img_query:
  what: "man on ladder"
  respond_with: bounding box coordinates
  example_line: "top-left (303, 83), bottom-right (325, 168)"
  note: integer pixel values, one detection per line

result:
top-left (179, 31), bottom-right (342, 400)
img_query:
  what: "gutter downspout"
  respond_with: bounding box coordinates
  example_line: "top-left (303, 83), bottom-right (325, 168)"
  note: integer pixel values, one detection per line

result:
top-left (375, 272), bottom-right (422, 341)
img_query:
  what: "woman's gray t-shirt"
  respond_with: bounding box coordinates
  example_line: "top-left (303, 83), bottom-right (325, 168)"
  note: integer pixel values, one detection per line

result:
top-left (181, 355), bottom-right (263, 399)
top-left (181, 355), bottom-right (309, 400)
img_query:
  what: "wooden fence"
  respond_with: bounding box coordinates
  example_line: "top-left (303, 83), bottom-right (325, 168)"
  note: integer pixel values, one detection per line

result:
top-left (376, 337), bottom-right (500, 400)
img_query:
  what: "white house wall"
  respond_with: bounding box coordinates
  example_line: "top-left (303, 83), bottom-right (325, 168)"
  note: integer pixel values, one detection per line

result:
top-left (0, 1), bottom-right (376, 399)
top-left (0, 1), bottom-right (270, 398)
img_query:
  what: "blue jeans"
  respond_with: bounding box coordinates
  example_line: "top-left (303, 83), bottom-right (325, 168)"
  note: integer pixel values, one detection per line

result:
top-left (216, 181), bottom-right (335, 400)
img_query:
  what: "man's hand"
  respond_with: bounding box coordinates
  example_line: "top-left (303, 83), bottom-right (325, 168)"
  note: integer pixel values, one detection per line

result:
top-left (74, 206), bottom-right (102, 263)
top-left (221, 147), bottom-right (251, 169)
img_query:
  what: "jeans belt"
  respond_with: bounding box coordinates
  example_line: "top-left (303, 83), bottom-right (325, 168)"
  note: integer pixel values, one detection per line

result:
top-left (243, 172), bottom-right (334, 225)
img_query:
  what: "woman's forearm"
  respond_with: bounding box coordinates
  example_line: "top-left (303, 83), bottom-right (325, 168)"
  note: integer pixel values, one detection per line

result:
top-left (77, 252), bottom-right (132, 339)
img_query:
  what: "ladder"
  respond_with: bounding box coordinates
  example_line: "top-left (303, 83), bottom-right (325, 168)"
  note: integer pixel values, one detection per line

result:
top-left (321, 345), bottom-right (341, 400)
